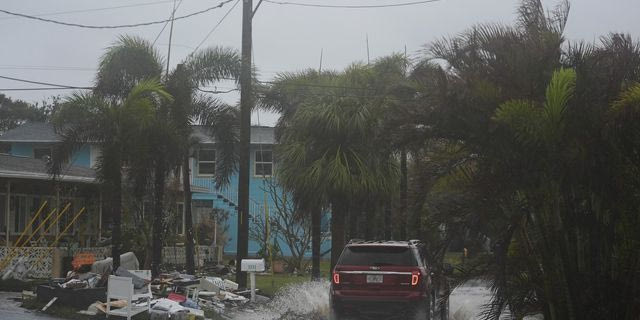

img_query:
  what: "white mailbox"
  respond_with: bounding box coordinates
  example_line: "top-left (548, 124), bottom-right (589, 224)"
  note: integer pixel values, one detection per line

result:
top-left (241, 259), bottom-right (266, 272)
top-left (241, 259), bottom-right (266, 302)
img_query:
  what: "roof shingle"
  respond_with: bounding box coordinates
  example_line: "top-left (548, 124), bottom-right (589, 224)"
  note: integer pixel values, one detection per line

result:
top-left (0, 154), bottom-right (96, 183)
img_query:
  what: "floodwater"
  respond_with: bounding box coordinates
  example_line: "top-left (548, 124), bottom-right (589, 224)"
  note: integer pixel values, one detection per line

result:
top-left (230, 279), bottom-right (501, 320)
top-left (0, 292), bottom-right (64, 320)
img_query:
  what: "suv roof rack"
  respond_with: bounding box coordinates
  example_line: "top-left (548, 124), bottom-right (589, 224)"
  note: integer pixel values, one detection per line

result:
top-left (347, 239), bottom-right (425, 246)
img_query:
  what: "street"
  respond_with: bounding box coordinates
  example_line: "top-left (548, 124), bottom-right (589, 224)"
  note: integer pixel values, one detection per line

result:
top-left (0, 281), bottom-right (543, 320)
top-left (228, 280), bottom-right (496, 320)
top-left (0, 292), bottom-right (64, 320)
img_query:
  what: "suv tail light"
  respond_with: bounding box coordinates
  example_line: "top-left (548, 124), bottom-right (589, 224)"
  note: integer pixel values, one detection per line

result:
top-left (333, 272), bottom-right (340, 284)
top-left (411, 271), bottom-right (420, 286)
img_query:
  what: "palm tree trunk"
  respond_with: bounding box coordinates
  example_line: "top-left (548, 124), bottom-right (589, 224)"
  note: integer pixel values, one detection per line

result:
top-left (182, 154), bottom-right (195, 274)
top-left (330, 199), bottom-right (348, 272)
top-left (399, 149), bottom-right (408, 240)
top-left (384, 204), bottom-right (392, 239)
top-left (152, 163), bottom-right (166, 277)
top-left (111, 170), bottom-right (122, 272)
top-left (311, 206), bottom-right (321, 280)
top-left (364, 206), bottom-right (372, 240)
top-left (348, 204), bottom-right (357, 240)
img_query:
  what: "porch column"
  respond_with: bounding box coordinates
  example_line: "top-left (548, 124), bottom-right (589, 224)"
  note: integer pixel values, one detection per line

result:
top-left (5, 181), bottom-right (10, 247)
top-left (55, 186), bottom-right (60, 237)
top-left (98, 191), bottom-right (102, 240)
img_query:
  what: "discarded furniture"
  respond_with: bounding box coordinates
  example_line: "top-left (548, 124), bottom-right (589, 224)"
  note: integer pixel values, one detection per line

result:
top-left (36, 284), bottom-right (106, 309)
top-left (92, 252), bottom-right (139, 274)
top-left (106, 275), bottom-right (150, 320)
top-left (129, 269), bottom-right (153, 302)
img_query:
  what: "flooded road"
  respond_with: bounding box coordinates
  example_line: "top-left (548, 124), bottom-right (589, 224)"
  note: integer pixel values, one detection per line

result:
top-left (230, 280), bottom-right (498, 320)
top-left (0, 292), bottom-right (64, 320)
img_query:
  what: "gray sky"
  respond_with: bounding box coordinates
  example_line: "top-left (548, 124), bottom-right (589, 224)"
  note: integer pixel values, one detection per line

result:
top-left (1, 0), bottom-right (638, 126)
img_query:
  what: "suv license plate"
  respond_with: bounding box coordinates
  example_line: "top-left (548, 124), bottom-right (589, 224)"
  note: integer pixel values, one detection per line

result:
top-left (366, 274), bottom-right (383, 283)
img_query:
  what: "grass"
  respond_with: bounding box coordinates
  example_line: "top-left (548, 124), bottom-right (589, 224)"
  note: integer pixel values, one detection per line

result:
top-left (243, 259), bottom-right (332, 298)
top-left (255, 273), bottom-right (310, 297)
top-left (444, 251), bottom-right (463, 267)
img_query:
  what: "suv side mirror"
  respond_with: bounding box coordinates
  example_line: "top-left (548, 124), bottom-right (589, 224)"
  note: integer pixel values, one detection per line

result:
top-left (442, 263), bottom-right (454, 275)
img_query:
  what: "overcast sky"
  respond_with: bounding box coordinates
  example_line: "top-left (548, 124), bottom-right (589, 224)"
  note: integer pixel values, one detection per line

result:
top-left (1, 0), bottom-right (638, 126)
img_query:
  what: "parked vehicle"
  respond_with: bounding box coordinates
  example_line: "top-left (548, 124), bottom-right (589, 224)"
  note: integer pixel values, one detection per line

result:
top-left (330, 240), bottom-right (450, 320)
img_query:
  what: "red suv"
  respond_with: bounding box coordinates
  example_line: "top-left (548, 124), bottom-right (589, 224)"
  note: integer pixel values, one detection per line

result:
top-left (330, 240), bottom-right (449, 320)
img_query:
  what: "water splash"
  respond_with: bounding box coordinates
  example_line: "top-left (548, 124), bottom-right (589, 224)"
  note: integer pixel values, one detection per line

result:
top-left (449, 280), bottom-right (492, 320)
top-left (229, 279), bottom-right (533, 320)
top-left (232, 280), bottom-right (330, 320)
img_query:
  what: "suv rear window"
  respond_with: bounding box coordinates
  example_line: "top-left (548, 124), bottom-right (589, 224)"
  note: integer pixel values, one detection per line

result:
top-left (338, 246), bottom-right (418, 266)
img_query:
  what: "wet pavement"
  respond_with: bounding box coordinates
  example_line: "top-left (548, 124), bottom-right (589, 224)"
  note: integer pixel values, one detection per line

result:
top-left (0, 281), bottom-right (502, 320)
top-left (0, 292), bottom-right (64, 320)
top-left (229, 280), bottom-right (497, 320)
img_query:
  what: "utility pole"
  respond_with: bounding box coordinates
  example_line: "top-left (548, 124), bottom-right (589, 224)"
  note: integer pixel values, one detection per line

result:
top-left (236, 0), bottom-right (253, 289)
top-left (366, 34), bottom-right (370, 65)
top-left (165, 0), bottom-right (177, 77)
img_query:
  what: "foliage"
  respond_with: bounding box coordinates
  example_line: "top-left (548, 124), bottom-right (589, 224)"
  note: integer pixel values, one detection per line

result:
top-left (0, 94), bottom-right (49, 132)
top-left (50, 78), bottom-right (171, 271)
top-left (87, 34), bottom-right (241, 275)
top-left (399, 1), bottom-right (640, 319)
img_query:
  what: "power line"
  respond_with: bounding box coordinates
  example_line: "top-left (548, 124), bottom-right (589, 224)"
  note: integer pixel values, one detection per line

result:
top-left (0, 65), bottom-right (95, 72)
top-left (0, 75), bottom-right (92, 89)
top-left (0, 0), bottom-right (235, 29)
top-left (262, 0), bottom-right (441, 9)
top-left (258, 80), bottom-right (375, 91)
top-left (152, 0), bottom-right (185, 46)
top-left (192, 0), bottom-right (241, 54)
top-left (0, 0), bottom-right (180, 21)
top-left (197, 87), bottom-right (239, 94)
top-left (0, 87), bottom-right (91, 91)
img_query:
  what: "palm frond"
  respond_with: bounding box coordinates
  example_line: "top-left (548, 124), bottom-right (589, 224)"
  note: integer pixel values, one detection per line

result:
top-left (186, 46), bottom-right (241, 87)
top-left (543, 68), bottom-right (576, 135)
top-left (95, 35), bottom-right (164, 99)
top-left (193, 94), bottom-right (239, 188)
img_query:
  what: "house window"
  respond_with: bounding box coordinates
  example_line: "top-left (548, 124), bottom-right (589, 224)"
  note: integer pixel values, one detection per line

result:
top-left (198, 149), bottom-right (216, 176)
top-left (10, 195), bottom-right (27, 234)
top-left (34, 147), bottom-right (51, 160)
top-left (0, 143), bottom-right (10, 154)
top-left (255, 150), bottom-right (273, 177)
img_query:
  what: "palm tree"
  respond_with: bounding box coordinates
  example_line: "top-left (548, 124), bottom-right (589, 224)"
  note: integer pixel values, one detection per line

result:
top-left (259, 69), bottom-right (338, 279)
top-left (166, 56), bottom-right (240, 275)
top-left (405, 0), bottom-right (640, 318)
top-left (50, 79), bottom-right (172, 271)
top-left (492, 68), bottom-right (577, 319)
top-left (276, 69), bottom-right (398, 270)
top-left (66, 35), bottom-right (240, 275)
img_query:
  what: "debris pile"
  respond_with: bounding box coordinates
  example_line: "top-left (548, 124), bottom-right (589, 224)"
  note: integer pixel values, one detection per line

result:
top-left (28, 252), bottom-right (262, 319)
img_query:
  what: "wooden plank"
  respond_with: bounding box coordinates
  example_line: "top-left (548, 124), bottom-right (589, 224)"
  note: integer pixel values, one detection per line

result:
top-left (41, 297), bottom-right (57, 311)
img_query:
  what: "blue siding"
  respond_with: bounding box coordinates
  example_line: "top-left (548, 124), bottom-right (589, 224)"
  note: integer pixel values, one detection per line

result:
top-left (10, 143), bottom-right (32, 157)
top-left (72, 145), bottom-right (91, 167)
top-left (192, 145), bottom-right (331, 258)
top-left (9, 143), bottom-right (91, 168)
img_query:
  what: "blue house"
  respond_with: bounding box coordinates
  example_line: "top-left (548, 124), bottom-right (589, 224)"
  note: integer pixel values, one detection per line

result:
top-left (0, 122), bottom-right (328, 258)
top-left (0, 123), bottom-right (100, 248)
